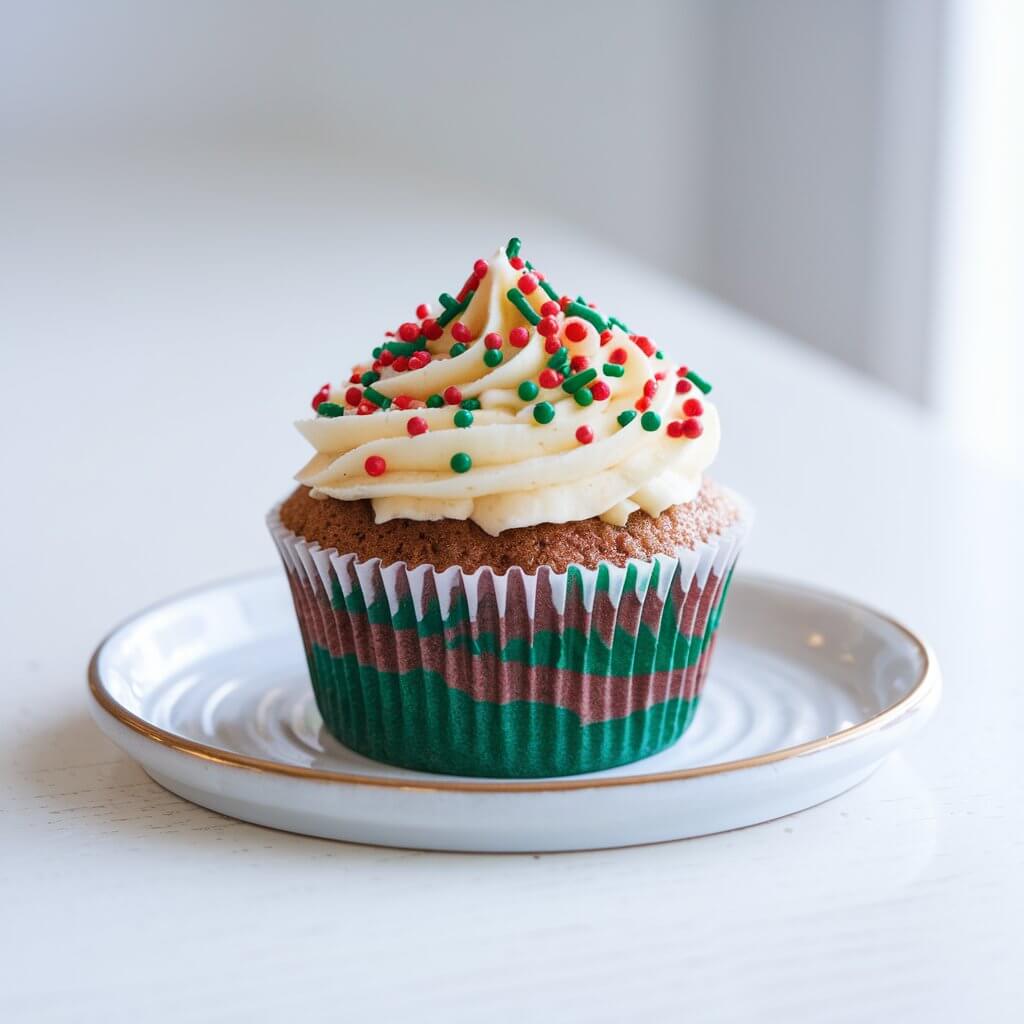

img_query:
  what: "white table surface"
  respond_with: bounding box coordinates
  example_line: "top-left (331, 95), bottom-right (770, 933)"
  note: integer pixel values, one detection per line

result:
top-left (2, 151), bottom-right (1022, 1022)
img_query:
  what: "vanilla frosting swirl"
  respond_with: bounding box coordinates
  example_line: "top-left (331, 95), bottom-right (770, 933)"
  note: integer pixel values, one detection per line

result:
top-left (295, 244), bottom-right (720, 535)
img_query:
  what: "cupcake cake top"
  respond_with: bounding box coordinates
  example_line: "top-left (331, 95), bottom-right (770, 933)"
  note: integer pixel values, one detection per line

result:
top-left (296, 238), bottom-right (719, 536)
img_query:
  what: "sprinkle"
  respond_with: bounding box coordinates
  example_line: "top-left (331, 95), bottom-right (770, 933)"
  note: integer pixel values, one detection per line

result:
top-left (655, 350), bottom-right (665, 360)
top-left (599, 330), bottom-right (614, 345)
top-left (398, 322), bottom-right (419, 342)
top-left (641, 410), bottom-right (661, 431)
top-left (538, 368), bottom-right (563, 389)
top-left (533, 401), bottom-right (556, 424)
top-left (506, 288), bottom-right (541, 325)
top-left (685, 369), bottom-right (713, 394)
top-left (372, 347), bottom-right (382, 359)
top-left (449, 342), bottom-right (468, 357)
top-left (683, 398), bottom-right (704, 417)
top-left (633, 335), bottom-right (657, 357)
top-left (360, 370), bottom-right (380, 386)
top-left (451, 322), bottom-right (471, 343)
top-left (439, 293), bottom-right (457, 309)
top-left (518, 380), bottom-right (539, 401)
top-left (666, 420), bottom-right (685, 438)
top-left (426, 394), bottom-right (444, 408)
top-left (393, 356), bottom-right (409, 372)
top-left (676, 379), bottom-right (692, 394)
top-left (602, 363), bottom-right (625, 378)
top-left (590, 381), bottom-right (611, 401)
top-left (518, 274), bottom-right (538, 295)
top-left (311, 383), bottom-right (331, 411)
top-left (537, 315), bottom-right (560, 338)
top-left (357, 401), bottom-right (375, 415)
top-left (608, 316), bottom-right (631, 333)
top-left (363, 386), bottom-right (392, 409)
top-left (349, 372), bottom-right (362, 384)
top-left (450, 452), bottom-right (472, 473)
top-left (509, 256), bottom-right (525, 270)
top-left (437, 290), bottom-right (474, 328)
top-left (643, 379), bottom-right (658, 399)
top-left (617, 410), bottom-right (637, 427)
top-left (473, 259), bottom-right (488, 278)
top-left (565, 301), bottom-right (608, 332)
top-left (483, 332), bottom-right (503, 350)
top-left (676, 366), bottom-right (690, 377)
top-left (345, 386), bottom-right (363, 406)
top-left (635, 396), bottom-right (651, 412)
top-left (483, 348), bottom-right (503, 367)
top-left (364, 455), bottom-right (386, 476)
top-left (407, 416), bottom-right (428, 436)
top-left (422, 318), bottom-right (443, 340)
top-left (570, 355), bottom-right (590, 373)
top-left (562, 368), bottom-right (598, 394)
top-left (506, 237), bottom-right (521, 258)
top-left (443, 385), bottom-right (462, 405)
top-left (385, 340), bottom-right (417, 356)
top-left (547, 346), bottom-right (569, 368)
top-left (394, 395), bottom-right (413, 410)
top-left (378, 350), bottom-right (395, 367)
top-left (408, 352), bottom-right (429, 370)
top-left (544, 336), bottom-right (562, 355)
top-left (575, 425), bottom-right (594, 445)
top-left (317, 401), bottom-right (344, 418)
top-left (574, 387), bottom-right (594, 407)
top-left (565, 320), bottom-right (587, 343)
top-left (509, 326), bottom-right (530, 347)
top-left (454, 409), bottom-right (474, 428)
top-left (416, 303), bottom-right (430, 319)
top-left (681, 417), bottom-right (703, 438)
top-left (460, 397), bottom-right (481, 410)
top-left (540, 300), bottom-right (560, 317)
top-left (609, 348), bottom-right (628, 365)
top-left (539, 279), bottom-right (559, 302)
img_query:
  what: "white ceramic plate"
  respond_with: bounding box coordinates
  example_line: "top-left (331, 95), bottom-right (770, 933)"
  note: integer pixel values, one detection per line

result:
top-left (88, 571), bottom-right (939, 852)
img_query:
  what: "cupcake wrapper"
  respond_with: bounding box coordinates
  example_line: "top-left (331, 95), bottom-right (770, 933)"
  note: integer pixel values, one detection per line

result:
top-left (268, 502), bottom-right (749, 778)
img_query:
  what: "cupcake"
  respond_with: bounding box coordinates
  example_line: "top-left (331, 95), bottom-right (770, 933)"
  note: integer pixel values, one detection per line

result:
top-left (269, 238), bottom-right (749, 778)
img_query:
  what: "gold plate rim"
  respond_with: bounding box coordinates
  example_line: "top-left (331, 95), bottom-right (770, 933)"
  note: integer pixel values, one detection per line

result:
top-left (87, 570), bottom-right (940, 794)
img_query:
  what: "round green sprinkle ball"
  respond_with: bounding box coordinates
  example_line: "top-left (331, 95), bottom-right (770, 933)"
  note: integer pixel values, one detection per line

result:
top-left (617, 409), bottom-right (637, 427)
top-left (454, 409), bottom-right (474, 428)
top-left (449, 342), bottom-right (467, 357)
top-left (372, 346), bottom-right (382, 359)
top-left (574, 388), bottom-right (594, 407)
top-left (460, 397), bottom-right (481, 410)
top-left (450, 452), bottom-right (472, 473)
top-left (426, 394), bottom-right (444, 408)
top-left (317, 401), bottom-right (344, 418)
top-left (361, 370), bottom-right (380, 386)
top-left (533, 401), bottom-right (556, 424)
top-left (483, 348), bottom-right (503, 367)
top-left (641, 410), bottom-right (662, 431)
top-left (518, 380), bottom-right (539, 401)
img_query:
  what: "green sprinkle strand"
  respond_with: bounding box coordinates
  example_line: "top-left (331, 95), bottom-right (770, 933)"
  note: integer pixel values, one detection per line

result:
top-left (454, 409), bottom-right (474, 428)
top-left (538, 279), bottom-right (559, 302)
top-left (363, 386), bottom-right (392, 409)
top-left (547, 346), bottom-right (570, 369)
top-left (518, 380), bottom-right (539, 401)
top-left (506, 288), bottom-right (541, 325)
top-left (617, 409), bottom-right (637, 427)
top-left (483, 348), bottom-right (503, 367)
top-left (562, 368), bottom-right (598, 394)
top-left (438, 293), bottom-right (457, 310)
top-left (608, 316), bottom-right (631, 333)
top-left (449, 342), bottom-right (468, 357)
top-left (685, 370), bottom-right (713, 394)
top-left (603, 362), bottom-right (625, 378)
top-left (317, 401), bottom-right (344, 418)
top-left (385, 340), bottom-right (417, 356)
top-left (576, 295), bottom-right (587, 305)
top-left (655, 350), bottom-right (665, 360)
top-left (460, 397), bottom-right (481, 411)
top-left (533, 401), bottom-right (556, 424)
top-left (450, 452), bottom-right (473, 473)
top-left (506, 237), bottom-right (521, 258)
top-left (360, 370), bottom-right (380, 386)
top-left (641, 410), bottom-right (662, 431)
top-left (426, 394), bottom-right (444, 408)
top-left (565, 301), bottom-right (608, 333)
top-left (437, 290), bottom-right (474, 328)
top-left (574, 388), bottom-right (594, 407)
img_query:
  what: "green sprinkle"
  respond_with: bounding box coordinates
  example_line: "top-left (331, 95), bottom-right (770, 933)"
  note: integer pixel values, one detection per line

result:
top-left (438, 293), bottom-right (457, 309)
top-left (538, 279), bottom-right (559, 302)
top-left (655, 350), bottom-right (665, 360)
top-left (449, 342), bottom-right (467, 357)
top-left (506, 237), bottom-right (521, 258)
top-left (576, 295), bottom-right (587, 305)
top-left (603, 362), bottom-right (625, 378)
top-left (547, 346), bottom-right (569, 369)
top-left (533, 401), bottom-right (555, 424)
top-left (641, 410), bottom-right (661, 431)
top-left (363, 386), bottom-right (392, 409)
top-left (608, 316), bottom-right (631, 333)
top-left (317, 401), bottom-right (344, 418)
top-left (574, 387), bottom-right (594, 407)
top-left (617, 409), bottom-right (637, 427)
top-left (450, 452), bottom-right (473, 473)
top-left (426, 394), bottom-right (444, 408)
top-left (436, 290), bottom-right (474, 328)
top-left (372, 346), bottom-right (382, 358)
top-left (525, 260), bottom-right (533, 270)
top-left (460, 397), bottom-right (481, 411)
top-left (518, 380), bottom-right (539, 401)
top-left (360, 370), bottom-right (380, 386)
top-left (385, 340), bottom-right (417, 356)
top-left (562, 368), bottom-right (598, 394)
top-left (506, 288), bottom-right (541, 325)
top-left (454, 409), bottom-right (474, 428)
top-left (565, 301), bottom-right (608, 333)
top-left (483, 348), bottom-right (503, 367)
top-left (686, 369), bottom-right (712, 394)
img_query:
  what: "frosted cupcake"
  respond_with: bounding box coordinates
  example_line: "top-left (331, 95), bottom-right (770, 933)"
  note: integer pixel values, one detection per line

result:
top-left (269, 238), bottom-right (749, 778)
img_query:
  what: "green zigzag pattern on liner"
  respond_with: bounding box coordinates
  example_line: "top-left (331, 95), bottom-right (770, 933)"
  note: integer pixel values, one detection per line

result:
top-left (309, 646), bottom-right (701, 778)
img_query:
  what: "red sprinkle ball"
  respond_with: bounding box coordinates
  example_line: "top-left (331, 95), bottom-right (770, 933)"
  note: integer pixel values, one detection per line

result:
top-left (509, 256), bottom-right (525, 270)
top-left (393, 356), bottom-right (409, 372)
top-left (349, 371), bottom-right (362, 385)
top-left (570, 355), bottom-right (590, 373)
top-left (311, 383), bottom-right (331, 411)
top-left (589, 380), bottom-right (611, 401)
top-left (643, 379), bottom-right (658, 399)
top-left (422, 318), bottom-right (443, 341)
top-left (394, 394), bottom-right (413, 410)
top-left (518, 274), bottom-right (538, 295)
top-left (609, 347), bottom-right (628, 365)
top-left (681, 417), bottom-right (703, 438)
top-left (345, 386), bottom-right (363, 406)
top-left (633, 335), bottom-right (657, 357)
top-left (365, 455), bottom-right (387, 476)
top-left (676, 365), bottom-right (689, 377)
top-left (509, 326), bottom-right (529, 348)
top-left (451, 322), bottom-right (471, 343)
top-left (544, 336), bottom-right (562, 354)
top-left (484, 332), bottom-right (503, 349)
top-left (378, 349), bottom-right (395, 367)
top-left (667, 420), bottom-right (685, 438)
top-left (473, 259), bottom-right (488, 278)
top-left (398, 322), bottom-right (419, 342)
top-left (408, 352), bottom-right (430, 371)
top-left (540, 300), bottom-right (560, 317)
top-left (357, 401), bottom-right (375, 415)
top-left (675, 378), bottom-right (693, 394)
top-left (538, 368), bottom-right (563, 389)
top-left (600, 330), bottom-right (614, 346)
top-left (443, 385), bottom-right (462, 406)
top-left (407, 416), bottom-right (428, 437)
top-left (559, 295), bottom-right (572, 310)
top-left (415, 303), bottom-right (430, 320)
top-left (683, 398), bottom-right (703, 417)
top-left (537, 316), bottom-right (560, 338)
top-left (565, 321), bottom-right (587, 343)
top-left (575, 425), bottom-right (594, 445)
top-left (635, 396), bottom-right (651, 412)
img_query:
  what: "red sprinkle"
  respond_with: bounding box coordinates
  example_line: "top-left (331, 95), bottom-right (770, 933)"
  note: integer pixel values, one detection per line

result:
top-left (443, 385), bottom-right (462, 406)
top-left (518, 274), bottom-right (538, 295)
top-left (345, 386), bottom-right (363, 406)
top-left (371, 360), bottom-right (382, 372)
top-left (357, 401), bottom-right (375, 416)
top-left (378, 349), bottom-right (395, 366)
top-left (407, 416), bottom-right (428, 436)
top-left (537, 316), bottom-right (559, 337)
top-left (539, 368), bottom-right (562, 389)
top-left (312, 383), bottom-right (331, 411)
top-left (683, 398), bottom-right (704, 417)
top-left (540, 300), bottom-right (560, 317)
top-left (451, 322), bottom-right (471, 343)
top-left (676, 365), bottom-right (689, 377)
top-left (643, 379), bottom-right (658, 399)
top-left (416, 303), bottom-right (430, 320)
top-left (634, 335), bottom-right (657, 357)
top-left (570, 355), bottom-right (590, 373)
top-left (456, 274), bottom-right (478, 303)
top-left (655, 371), bottom-right (666, 380)
top-left (484, 332), bottom-right (503, 349)
top-left (600, 330), bottom-right (614, 346)
top-left (509, 326), bottom-right (529, 347)
top-left (676, 379), bottom-right (693, 394)
top-left (635, 396), bottom-right (651, 412)
top-left (565, 321), bottom-right (587, 343)
top-left (509, 256), bottom-right (525, 270)
top-left (394, 394), bottom-right (413, 410)
top-left (393, 356), bottom-right (409, 373)
top-left (667, 420), bottom-right (685, 438)
top-left (349, 371), bottom-right (362, 384)
top-left (681, 418), bottom-right (703, 438)
top-left (473, 259), bottom-right (488, 278)
top-left (609, 348), bottom-right (628, 365)
top-left (398, 322), bottom-right (419, 342)
top-left (544, 336), bottom-right (562, 354)
top-left (408, 354), bottom-right (427, 371)
top-left (589, 381), bottom-right (611, 401)
top-left (575, 425), bottom-right (594, 445)
top-left (422, 318), bottom-right (443, 341)
top-left (365, 455), bottom-right (387, 476)
top-left (559, 295), bottom-right (572, 310)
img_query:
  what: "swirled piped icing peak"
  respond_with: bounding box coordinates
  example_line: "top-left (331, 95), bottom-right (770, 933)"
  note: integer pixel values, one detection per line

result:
top-left (296, 238), bottom-right (719, 536)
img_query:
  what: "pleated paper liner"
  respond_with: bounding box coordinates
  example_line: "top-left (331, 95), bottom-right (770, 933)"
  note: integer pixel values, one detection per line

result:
top-left (268, 500), bottom-right (749, 778)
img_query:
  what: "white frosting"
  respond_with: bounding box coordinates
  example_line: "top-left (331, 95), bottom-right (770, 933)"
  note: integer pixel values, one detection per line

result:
top-left (295, 247), bottom-right (719, 535)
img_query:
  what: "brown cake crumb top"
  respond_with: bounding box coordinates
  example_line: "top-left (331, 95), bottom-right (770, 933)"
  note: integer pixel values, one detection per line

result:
top-left (277, 481), bottom-right (741, 574)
